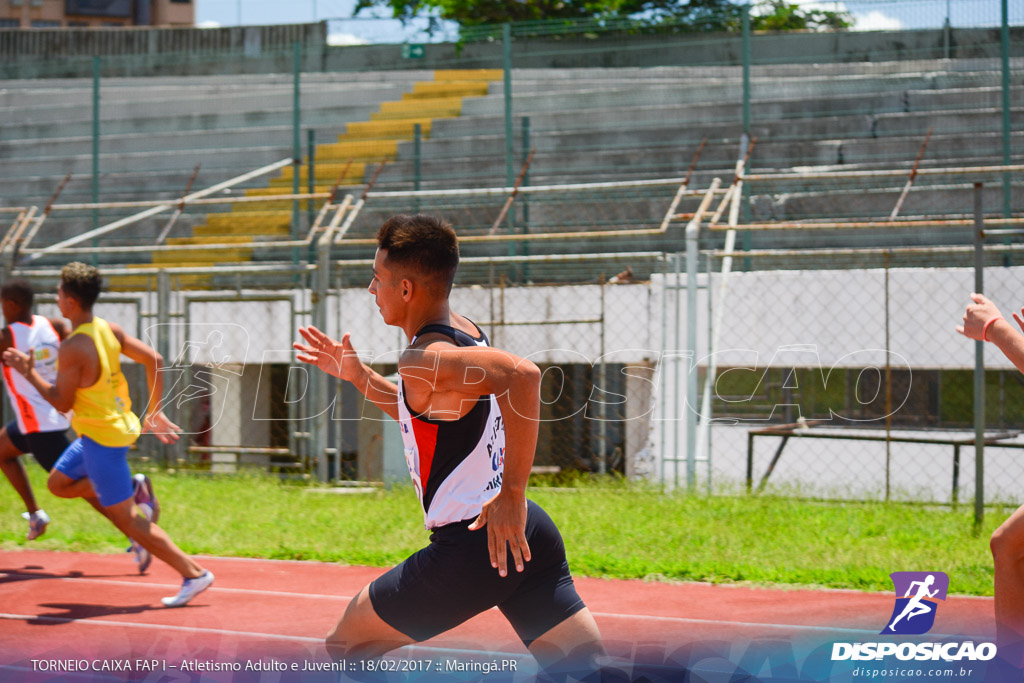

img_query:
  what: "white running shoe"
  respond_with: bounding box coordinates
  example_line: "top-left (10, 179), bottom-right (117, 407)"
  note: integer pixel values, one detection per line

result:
top-left (21, 509), bottom-right (50, 540)
top-left (161, 570), bottom-right (214, 608)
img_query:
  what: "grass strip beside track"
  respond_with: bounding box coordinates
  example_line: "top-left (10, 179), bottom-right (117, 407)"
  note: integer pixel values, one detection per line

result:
top-left (0, 467), bottom-right (1006, 596)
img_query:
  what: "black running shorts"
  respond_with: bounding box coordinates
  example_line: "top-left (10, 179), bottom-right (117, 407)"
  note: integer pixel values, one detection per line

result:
top-left (5, 421), bottom-right (71, 472)
top-left (369, 499), bottom-right (586, 646)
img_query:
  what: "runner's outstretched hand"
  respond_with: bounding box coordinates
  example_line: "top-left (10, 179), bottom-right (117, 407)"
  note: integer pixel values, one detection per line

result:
top-left (294, 327), bottom-right (362, 382)
top-left (469, 490), bottom-right (531, 578)
top-left (957, 293), bottom-right (1005, 340)
top-left (143, 410), bottom-right (182, 444)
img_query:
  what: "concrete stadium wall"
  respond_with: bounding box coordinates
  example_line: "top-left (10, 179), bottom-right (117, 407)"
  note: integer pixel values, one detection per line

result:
top-left (325, 27), bottom-right (1023, 72)
top-left (2, 25), bottom-right (1022, 78)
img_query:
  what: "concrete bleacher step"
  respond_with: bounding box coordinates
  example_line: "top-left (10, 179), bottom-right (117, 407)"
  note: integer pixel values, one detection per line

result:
top-left (272, 163), bottom-right (367, 184)
top-left (0, 104), bottom-right (377, 143)
top-left (752, 182), bottom-right (1021, 222)
top-left (372, 96), bottom-right (463, 120)
top-left (835, 129), bottom-right (1024, 166)
top-left (0, 84), bottom-right (414, 127)
top-left (0, 124), bottom-right (351, 160)
top-left (111, 269), bottom-right (215, 290)
top-left (403, 81), bottom-right (490, 99)
top-left (151, 247), bottom-right (253, 264)
top-left (0, 145), bottom-right (291, 179)
top-left (431, 87), bottom-right (1024, 141)
top-left (341, 118), bottom-right (437, 140)
top-left (165, 235), bottom-right (254, 245)
top-left (460, 71), bottom-right (1024, 118)
top-left (314, 140), bottom-right (399, 162)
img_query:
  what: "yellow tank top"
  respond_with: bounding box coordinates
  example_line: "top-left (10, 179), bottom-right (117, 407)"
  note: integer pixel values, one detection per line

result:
top-left (69, 317), bottom-right (141, 447)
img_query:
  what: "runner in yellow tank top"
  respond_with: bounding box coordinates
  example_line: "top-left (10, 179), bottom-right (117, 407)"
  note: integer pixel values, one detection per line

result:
top-left (67, 316), bottom-right (141, 448)
top-left (4, 262), bottom-right (214, 608)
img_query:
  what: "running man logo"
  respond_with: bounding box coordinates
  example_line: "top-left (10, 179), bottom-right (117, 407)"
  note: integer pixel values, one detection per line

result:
top-left (881, 571), bottom-right (949, 635)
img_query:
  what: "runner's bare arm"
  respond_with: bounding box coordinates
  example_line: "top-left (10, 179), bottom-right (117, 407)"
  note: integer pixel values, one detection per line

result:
top-left (109, 321), bottom-right (181, 443)
top-left (49, 318), bottom-right (69, 341)
top-left (957, 293), bottom-right (1024, 375)
top-left (3, 339), bottom-right (84, 413)
top-left (294, 325), bottom-right (400, 421)
top-left (402, 342), bottom-right (541, 577)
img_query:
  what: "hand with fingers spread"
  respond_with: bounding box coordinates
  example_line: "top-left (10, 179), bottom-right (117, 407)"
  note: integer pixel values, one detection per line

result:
top-left (468, 490), bottom-right (531, 578)
top-left (294, 326), bottom-right (363, 382)
top-left (3, 346), bottom-right (34, 377)
top-left (143, 410), bottom-right (182, 444)
top-left (957, 293), bottom-right (1012, 342)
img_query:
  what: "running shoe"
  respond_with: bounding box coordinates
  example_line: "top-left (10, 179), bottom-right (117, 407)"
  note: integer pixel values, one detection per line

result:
top-left (130, 539), bottom-right (152, 574)
top-left (128, 494), bottom-right (154, 574)
top-left (161, 570), bottom-right (214, 608)
top-left (132, 473), bottom-right (160, 523)
top-left (21, 509), bottom-right (50, 540)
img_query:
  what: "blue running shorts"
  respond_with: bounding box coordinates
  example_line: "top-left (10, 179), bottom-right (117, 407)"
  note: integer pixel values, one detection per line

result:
top-left (54, 436), bottom-right (133, 507)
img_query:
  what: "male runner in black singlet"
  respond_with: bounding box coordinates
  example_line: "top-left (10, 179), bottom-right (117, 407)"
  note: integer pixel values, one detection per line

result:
top-left (295, 214), bottom-right (606, 677)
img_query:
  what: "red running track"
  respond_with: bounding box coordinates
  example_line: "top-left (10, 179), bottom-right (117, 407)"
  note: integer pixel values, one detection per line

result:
top-left (0, 549), bottom-right (996, 682)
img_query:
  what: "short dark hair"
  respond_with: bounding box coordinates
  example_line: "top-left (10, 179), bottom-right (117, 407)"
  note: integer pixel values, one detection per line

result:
top-left (0, 278), bottom-right (34, 312)
top-left (60, 262), bottom-right (102, 310)
top-left (376, 214), bottom-right (459, 296)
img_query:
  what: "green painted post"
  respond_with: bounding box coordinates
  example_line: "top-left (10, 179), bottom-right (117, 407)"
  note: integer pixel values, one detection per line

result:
top-left (413, 123), bottom-right (421, 214)
top-left (502, 23), bottom-right (516, 275)
top-left (503, 23), bottom-right (514, 190)
top-left (1001, 0), bottom-right (1011, 219)
top-left (293, 42), bottom-right (302, 265)
top-left (92, 56), bottom-right (100, 257)
top-left (973, 183), bottom-right (985, 527)
top-left (741, 4), bottom-right (752, 270)
top-left (521, 116), bottom-right (531, 282)
top-left (742, 2), bottom-right (751, 137)
top-left (307, 128), bottom-right (315, 232)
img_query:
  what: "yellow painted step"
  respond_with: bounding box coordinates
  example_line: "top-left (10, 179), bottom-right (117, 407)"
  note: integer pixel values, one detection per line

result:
top-left (372, 97), bottom-right (463, 120)
top-left (341, 119), bottom-right (434, 140)
top-left (152, 248), bottom-right (253, 264)
top-left (434, 69), bottom-right (501, 82)
top-left (145, 262), bottom-right (240, 270)
top-left (204, 211), bottom-right (291, 227)
top-left (316, 140), bottom-right (398, 161)
top-left (237, 196), bottom-right (326, 210)
top-left (166, 235), bottom-right (254, 245)
top-left (404, 82), bottom-right (489, 99)
top-left (109, 276), bottom-right (217, 291)
top-left (193, 222), bottom-right (292, 237)
top-left (117, 268), bottom-right (219, 289)
top-left (276, 162), bottom-right (366, 183)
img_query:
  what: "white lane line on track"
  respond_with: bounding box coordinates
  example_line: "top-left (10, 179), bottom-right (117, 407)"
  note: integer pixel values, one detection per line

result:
top-left (0, 613), bottom-right (530, 661)
top-left (1, 612), bottom-right (322, 642)
top-left (0, 571), bottom-right (352, 601)
top-left (2, 572), bottom-right (991, 640)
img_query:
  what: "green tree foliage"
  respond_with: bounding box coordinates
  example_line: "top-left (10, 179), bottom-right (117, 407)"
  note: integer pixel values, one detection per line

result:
top-left (353, 0), bottom-right (852, 33)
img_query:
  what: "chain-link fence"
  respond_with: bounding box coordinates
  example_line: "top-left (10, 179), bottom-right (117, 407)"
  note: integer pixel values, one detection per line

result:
top-left (5, 171), bottom-right (1024, 518)
top-left (692, 170), bottom-right (1024, 510)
